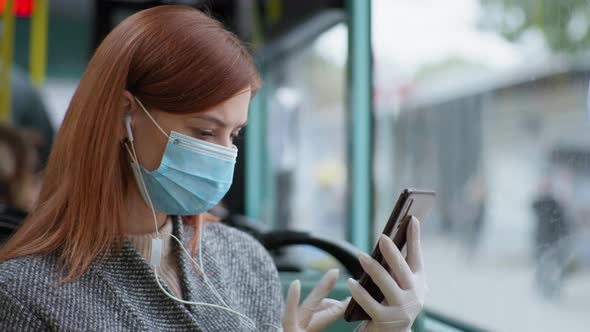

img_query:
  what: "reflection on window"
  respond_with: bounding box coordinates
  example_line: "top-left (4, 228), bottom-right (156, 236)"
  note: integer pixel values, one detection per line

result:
top-left (266, 24), bottom-right (348, 245)
top-left (373, 0), bottom-right (590, 331)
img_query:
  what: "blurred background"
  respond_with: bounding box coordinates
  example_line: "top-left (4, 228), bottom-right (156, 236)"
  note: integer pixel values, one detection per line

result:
top-left (1, 0), bottom-right (590, 331)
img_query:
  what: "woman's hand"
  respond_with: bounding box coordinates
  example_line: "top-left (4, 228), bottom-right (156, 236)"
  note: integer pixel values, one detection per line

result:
top-left (347, 217), bottom-right (427, 332)
top-left (283, 269), bottom-right (351, 332)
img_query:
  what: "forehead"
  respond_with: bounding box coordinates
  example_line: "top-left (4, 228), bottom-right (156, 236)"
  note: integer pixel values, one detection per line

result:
top-left (206, 90), bottom-right (251, 119)
top-left (201, 90), bottom-right (251, 126)
top-left (157, 90), bottom-right (251, 125)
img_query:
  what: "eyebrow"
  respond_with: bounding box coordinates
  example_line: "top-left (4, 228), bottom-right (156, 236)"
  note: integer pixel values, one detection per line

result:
top-left (190, 114), bottom-right (247, 129)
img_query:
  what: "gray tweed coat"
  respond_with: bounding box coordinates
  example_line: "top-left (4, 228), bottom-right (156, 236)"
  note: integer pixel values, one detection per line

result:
top-left (0, 217), bottom-right (284, 331)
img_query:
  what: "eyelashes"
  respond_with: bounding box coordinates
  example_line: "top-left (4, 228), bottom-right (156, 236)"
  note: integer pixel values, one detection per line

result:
top-left (192, 128), bottom-right (242, 142)
top-left (197, 130), bottom-right (214, 137)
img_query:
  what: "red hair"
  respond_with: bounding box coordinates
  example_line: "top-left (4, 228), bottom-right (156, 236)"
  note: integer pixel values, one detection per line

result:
top-left (0, 5), bottom-right (260, 280)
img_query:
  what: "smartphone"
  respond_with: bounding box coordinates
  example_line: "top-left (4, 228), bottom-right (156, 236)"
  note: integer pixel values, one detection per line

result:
top-left (344, 188), bottom-right (436, 322)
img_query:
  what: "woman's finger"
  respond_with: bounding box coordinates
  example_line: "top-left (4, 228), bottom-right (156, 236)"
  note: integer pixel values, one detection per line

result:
top-left (283, 280), bottom-right (301, 328)
top-left (379, 234), bottom-right (414, 290)
top-left (314, 297), bottom-right (350, 312)
top-left (357, 252), bottom-right (403, 305)
top-left (347, 278), bottom-right (382, 319)
top-left (406, 217), bottom-right (424, 273)
top-left (299, 269), bottom-right (339, 327)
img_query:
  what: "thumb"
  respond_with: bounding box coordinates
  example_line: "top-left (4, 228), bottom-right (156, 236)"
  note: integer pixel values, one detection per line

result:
top-left (283, 280), bottom-right (301, 330)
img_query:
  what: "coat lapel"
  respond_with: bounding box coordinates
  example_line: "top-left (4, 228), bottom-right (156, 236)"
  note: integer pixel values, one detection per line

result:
top-left (173, 216), bottom-right (245, 330)
top-left (93, 227), bottom-right (203, 331)
top-left (93, 217), bottom-right (248, 331)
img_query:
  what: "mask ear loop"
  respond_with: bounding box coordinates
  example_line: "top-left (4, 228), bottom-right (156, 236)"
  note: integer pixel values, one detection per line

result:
top-left (133, 97), bottom-right (169, 139)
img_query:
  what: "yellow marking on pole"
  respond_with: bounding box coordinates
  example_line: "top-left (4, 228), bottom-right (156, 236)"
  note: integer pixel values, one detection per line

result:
top-left (267, 0), bottom-right (282, 25)
top-left (30, 0), bottom-right (48, 87)
top-left (0, 0), bottom-right (15, 123)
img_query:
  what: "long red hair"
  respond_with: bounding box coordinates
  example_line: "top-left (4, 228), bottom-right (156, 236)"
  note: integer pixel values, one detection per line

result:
top-left (0, 5), bottom-right (260, 280)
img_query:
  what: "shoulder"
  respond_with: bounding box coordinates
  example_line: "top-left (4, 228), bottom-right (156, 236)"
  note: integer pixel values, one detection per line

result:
top-left (0, 254), bottom-right (57, 329)
top-left (204, 222), bottom-right (262, 246)
top-left (183, 221), bottom-right (279, 280)
top-left (186, 221), bottom-right (272, 262)
top-left (0, 253), bottom-right (59, 287)
top-left (0, 253), bottom-right (61, 301)
top-left (197, 222), bottom-right (285, 319)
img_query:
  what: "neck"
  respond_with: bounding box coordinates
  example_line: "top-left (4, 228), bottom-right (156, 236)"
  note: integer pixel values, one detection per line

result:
top-left (125, 183), bottom-right (168, 235)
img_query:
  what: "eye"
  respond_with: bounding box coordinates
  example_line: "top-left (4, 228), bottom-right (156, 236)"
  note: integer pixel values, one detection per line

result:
top-left (195, 129), bottom-right (215, 138)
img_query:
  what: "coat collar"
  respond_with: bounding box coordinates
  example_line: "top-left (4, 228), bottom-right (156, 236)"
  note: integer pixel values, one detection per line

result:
top-left (92, 216), bottom-right (245, 330)
top-left (172, 216), bottom-right (244, 329)
top-left (92, 216), bottom-right (203, 331)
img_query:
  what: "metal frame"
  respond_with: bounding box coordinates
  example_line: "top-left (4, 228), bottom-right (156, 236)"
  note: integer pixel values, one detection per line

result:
top-left (245, 1), bottom-right (374, 254)
top-left (245, 73), bottom-right (270, 220)
top-left (346, 0), bottom-right (372, 253)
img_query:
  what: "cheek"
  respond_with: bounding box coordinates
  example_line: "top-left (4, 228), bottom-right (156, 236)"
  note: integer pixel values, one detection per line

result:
top-left (132, 120), bottom-right (167, 171)
top-left (139, 143), bottom-right (166, 171)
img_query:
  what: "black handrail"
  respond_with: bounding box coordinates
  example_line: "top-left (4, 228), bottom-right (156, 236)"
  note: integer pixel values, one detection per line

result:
top-left (259, 230), bottom-right (363, 279)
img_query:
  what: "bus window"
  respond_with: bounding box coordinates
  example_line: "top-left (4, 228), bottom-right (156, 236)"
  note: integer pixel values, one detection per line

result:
top-left (262, 23), bottom-right (348, 267)
top-left (373, 0), bottom-right (589, 331)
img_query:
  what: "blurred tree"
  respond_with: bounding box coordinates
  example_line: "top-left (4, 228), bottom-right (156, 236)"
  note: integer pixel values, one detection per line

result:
top-left (480, 0), bottom-right (590, 53)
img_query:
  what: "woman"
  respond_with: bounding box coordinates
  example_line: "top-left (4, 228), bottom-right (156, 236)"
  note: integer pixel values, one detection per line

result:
top-left (0, 6), bottom-right (426, 331)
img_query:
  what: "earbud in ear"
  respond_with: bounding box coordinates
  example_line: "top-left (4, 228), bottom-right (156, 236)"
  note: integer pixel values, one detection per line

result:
top-left (124, 112), bottom-right (134, 142)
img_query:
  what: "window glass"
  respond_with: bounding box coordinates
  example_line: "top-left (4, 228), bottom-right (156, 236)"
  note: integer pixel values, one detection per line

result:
top-left (373, 1), bottom-right (590, 330)
top-left (264, 23), bottom-right (348, 269)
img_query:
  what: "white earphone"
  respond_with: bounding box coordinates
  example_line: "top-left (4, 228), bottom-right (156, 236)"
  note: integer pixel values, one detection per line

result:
top-left (124, 112), bottom-right (134, 143)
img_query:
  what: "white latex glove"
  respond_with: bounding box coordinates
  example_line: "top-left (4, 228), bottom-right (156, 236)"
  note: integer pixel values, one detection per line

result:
top-left (347, 217), bottom-right (427, 332)
top-left (283, 269), bottom-right (351, 332)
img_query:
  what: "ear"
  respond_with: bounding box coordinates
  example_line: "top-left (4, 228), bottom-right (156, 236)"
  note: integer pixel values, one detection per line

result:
top-left (122, 90), bottom-right (135, 113)
top-left (120, 90), bottom-right (136, 142)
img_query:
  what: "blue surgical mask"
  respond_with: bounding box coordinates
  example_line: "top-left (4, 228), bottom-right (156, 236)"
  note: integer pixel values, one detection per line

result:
top-left (126, 97), bottom-right (237, 215)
